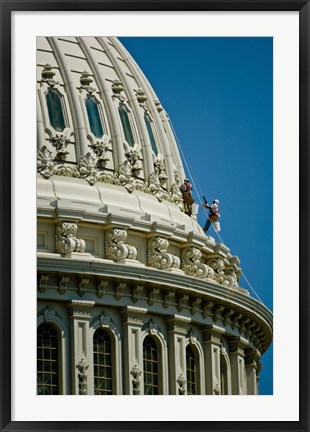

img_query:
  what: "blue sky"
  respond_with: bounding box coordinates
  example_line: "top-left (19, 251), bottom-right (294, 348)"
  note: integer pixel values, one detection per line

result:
top-left (119, 37), bottom-right (273, 395)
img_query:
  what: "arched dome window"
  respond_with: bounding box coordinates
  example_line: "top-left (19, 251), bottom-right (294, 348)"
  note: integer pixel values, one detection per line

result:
top-left (144, 113), bottom-right (158, 156)
top-left (186, 345), bottom-right (197, 395)
top-left (37, 323), bottom-right (60, 395)
top-left (143, 336), bottom-right (159, 395)
top-left (118, 105), bottom-right (135, 147)
top-left (93, 328), bottom-right (112, 395)
top-left (45, 88), bottom-right (66, 132)
top-left (85, 96), bottom-right (104, 138)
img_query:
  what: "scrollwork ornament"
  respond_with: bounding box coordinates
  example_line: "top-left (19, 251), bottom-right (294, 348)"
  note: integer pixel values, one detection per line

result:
top-left (147, 237), bottom-right (180, 270)
top-left (105, 228), bottom-right (137, 262)
top-left (181, 247), bottom-right (214, 279)
top-left (55, 222), bottom-right (86, 255)
top-left (37, 146), bottom-right (55, 179)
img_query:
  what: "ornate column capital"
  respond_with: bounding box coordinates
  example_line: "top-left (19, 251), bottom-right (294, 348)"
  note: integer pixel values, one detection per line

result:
top-left (202, 325), bottom-right (224, 344)
top-left (228, 337), bottom-right (248, 355)
top-left (166, 314), bottom-right (191, 334)
top-left (66, 300), bottom-right (95, 318)
top-left (244, 348), bottom-right (261, 366)
top-left (121, 305), bottom-right (148, 326)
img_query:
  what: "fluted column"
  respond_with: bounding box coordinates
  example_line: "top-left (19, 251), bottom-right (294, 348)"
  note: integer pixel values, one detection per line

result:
top-left (66, 300), bottom-right (95, 395)
top-left (166, 315), bottom-right (190, 395)
top-left (202, 326), bottom-right (223, 395)
top-left (121, 306), bottom-right (147, 395)
top-left (228, 337), bottom-right (248, 395)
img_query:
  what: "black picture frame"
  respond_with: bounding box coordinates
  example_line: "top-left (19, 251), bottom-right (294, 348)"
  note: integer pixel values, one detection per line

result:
top-left (1, 1), bottom-right (308, 431)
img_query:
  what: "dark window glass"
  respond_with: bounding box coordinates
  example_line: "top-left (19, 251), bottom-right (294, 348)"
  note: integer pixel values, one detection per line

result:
top-left (118, 105), bottom-right (135, 146)
top-left (186, 345), bottom-right (197, 395)
top-left (144, 114), bottom-right (158, 155)
top-left (93, 329), bottom-right (112, 395)
top-left (85, 96), bottom-right (104, 138)
top-left (37, 323), bottom-right (59, 395)
top-left (143, 336), bottom-right (159, 395)
top-left (46, 89), bottom-right (66, 132)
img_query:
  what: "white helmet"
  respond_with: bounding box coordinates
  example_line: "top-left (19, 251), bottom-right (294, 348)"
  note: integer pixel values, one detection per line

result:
top-left (214, 199), bottom-right (219, 204)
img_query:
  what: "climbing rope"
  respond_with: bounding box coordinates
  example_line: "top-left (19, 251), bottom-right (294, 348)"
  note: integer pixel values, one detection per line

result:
top-left (169, 121), bottom-right (264, 304)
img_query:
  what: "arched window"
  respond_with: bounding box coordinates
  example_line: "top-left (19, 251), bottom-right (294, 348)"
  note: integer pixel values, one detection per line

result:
top-left (45, 88), bottom-right (66, 132)
top-left (37, 323), bottom-right (60, 395)
top-left (93, 328), bottom-right (112, 395)
top-left (118, 105), bottom-right (135, 147)
top-left (85, 96), bottom-right (104, 138)
top-left (186, 345), bottom-right (197, 395)
top-left (144, 114), bottom-right (158, 155)
top-left (143, 336), bottom-right (159, 395)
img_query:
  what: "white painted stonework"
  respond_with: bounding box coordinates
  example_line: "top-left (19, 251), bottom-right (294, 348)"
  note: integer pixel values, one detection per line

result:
top-left (37, 36), bottom-right (272, 395)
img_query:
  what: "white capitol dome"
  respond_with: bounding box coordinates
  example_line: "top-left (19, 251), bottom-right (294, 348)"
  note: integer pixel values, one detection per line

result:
top-left (37, 36), bottom-right (272, 396)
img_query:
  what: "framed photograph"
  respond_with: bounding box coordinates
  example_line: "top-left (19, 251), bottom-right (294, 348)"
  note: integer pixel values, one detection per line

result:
top-left (2, 1), bottom-right (308, 431)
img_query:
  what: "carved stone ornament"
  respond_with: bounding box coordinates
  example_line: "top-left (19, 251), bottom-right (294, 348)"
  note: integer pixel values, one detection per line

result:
top-left (78, 278), bottom-right (89, 297)
top-left (78, 152), bottom-right (99, 186)
top-left (130, 364), bottom-right (142, 395)
top-left (148, 287), bottom-right (160, 306)
top-left (76, 359), bottom-right (88, 395)
top-left (177, 293), bottom-right (189, 312)
top-left (181, 247), bottom-right (214, 279)
top-left (88, 136), bottom-right (110, 168)
top-left (41, 64), bottom-right (59, 87)
top-left (105, 228), bottom-right (137, 262)
top-left (132, 285), bottom-right (144, 304)
top-left (190, 297), bottom-right (202, 315)
top-left (115, 282), bottom-right (126, 301)
top-left (143, 318), bottom-right (158, 335)
top-left (202, 301), bottom-right (214, 319)
top-left (163, 290), bottom-right (175, 309)
top-left (207, 257), bottom-right (237, 288)
top-left (125, 149), bottom-right (142, 177)
top-left (55, 222), bottom-right (86, 255)
top-left (38, 274), bottom-right (49, 293)
top-left (111, 80), bottom-right (126, 102)
top-left (177, 374), bottom-right (186, 395)
top-left (147, 237), bottom-right (180, 270)
top-left (51, 134), bottom-right (70, 160)
top-left (154, 99), bottom-right (163, 113)
top-left (43, 305), bottom-right (56, 322)
top-left (148, 161), bottom-right (169, 203)
top-left (154, 159), bottom-right (168, 186)
top-left (58, 275), bottom-right (69, 295)
top-left (214, 383), bottom-right (221, 395)
top-left (37, 146), bottom-right (55, 179)
top-left (169, 170), bottom-right (184, 210)
top-left (80, 71), bottom-right (96, 93)
top-left (136, 88), bottom-right (148, 106)
top-left (96, 279), bottom-right (108, 298)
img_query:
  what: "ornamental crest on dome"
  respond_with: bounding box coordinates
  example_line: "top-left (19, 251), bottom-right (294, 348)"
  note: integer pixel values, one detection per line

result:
top-left (41, 64), bottom-right (59, 87)
top-left (79, 71), bottom-right (96, 93)
top-left (111, 80), bottom-right (126, 102)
